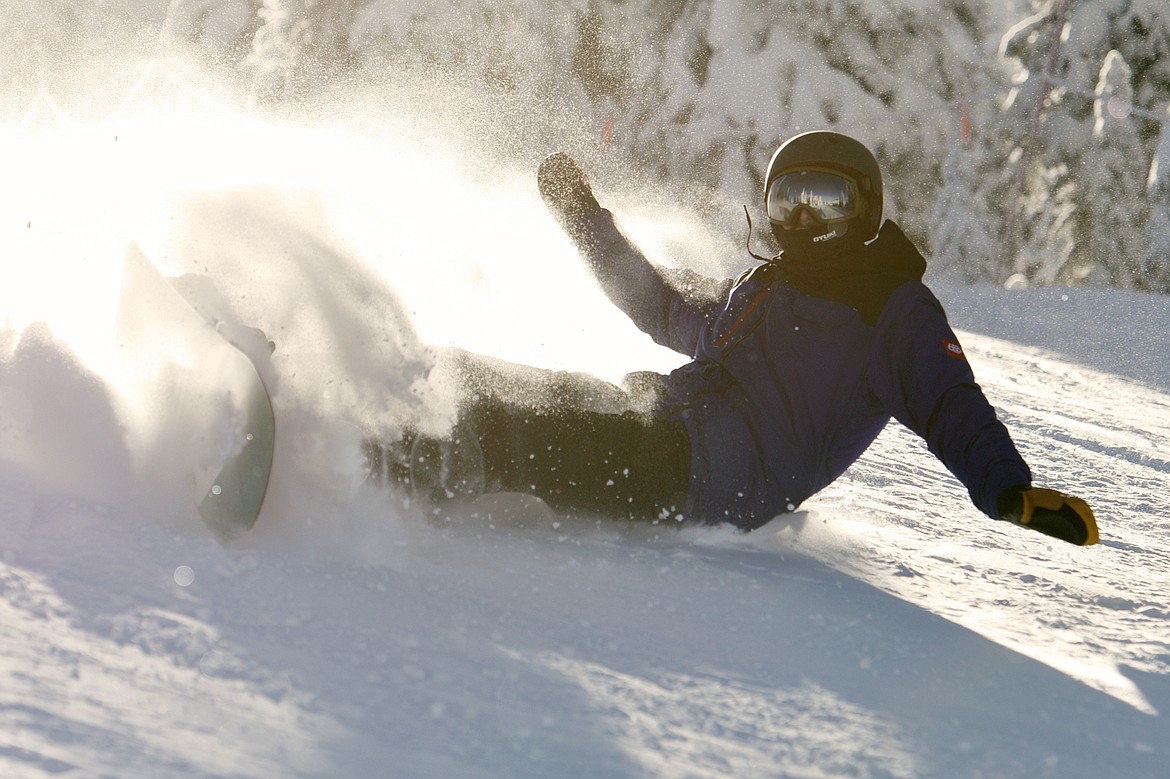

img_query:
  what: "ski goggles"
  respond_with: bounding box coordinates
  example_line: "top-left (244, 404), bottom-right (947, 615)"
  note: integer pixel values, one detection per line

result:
top-left (765, 169), bottom-right (861, 226)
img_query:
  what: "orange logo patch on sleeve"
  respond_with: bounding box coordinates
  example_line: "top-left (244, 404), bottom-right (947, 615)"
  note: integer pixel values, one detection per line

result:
top-left (943, 339), bottom-right (966, 359)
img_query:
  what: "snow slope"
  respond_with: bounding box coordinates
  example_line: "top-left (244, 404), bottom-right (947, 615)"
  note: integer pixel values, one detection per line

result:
top-left (3, 19), bottom-right (1170, 779)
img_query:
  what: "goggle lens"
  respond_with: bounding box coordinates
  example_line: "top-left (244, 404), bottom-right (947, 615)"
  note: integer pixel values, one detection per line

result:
top-left (766, 170), bottom-right (860, 226)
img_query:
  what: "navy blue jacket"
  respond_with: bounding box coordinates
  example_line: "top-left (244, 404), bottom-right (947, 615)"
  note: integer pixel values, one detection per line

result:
top-left (576, 209), bottom-right (1032, 529)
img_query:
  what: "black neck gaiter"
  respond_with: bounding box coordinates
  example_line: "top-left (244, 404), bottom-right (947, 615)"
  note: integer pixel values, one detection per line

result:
top-left (772, 219), bottom-right (927, 326)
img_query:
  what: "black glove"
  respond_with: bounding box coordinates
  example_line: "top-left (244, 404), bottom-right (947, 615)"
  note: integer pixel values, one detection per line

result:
top-left (998, 487), bottom-right (1099, 546)
top-left (537, 152), bottom-right (600, 238)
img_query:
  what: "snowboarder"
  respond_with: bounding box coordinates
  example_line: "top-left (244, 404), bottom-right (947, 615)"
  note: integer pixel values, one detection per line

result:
top-left (374, 131), bottom-right (1098, 546)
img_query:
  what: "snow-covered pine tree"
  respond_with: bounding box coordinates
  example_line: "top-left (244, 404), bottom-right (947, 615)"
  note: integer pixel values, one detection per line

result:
top-left (1094, 0), bottom-right (1170, 128)
top-left (1144, 105), bottom-right (1170, 292)
top-left (991, 0), bottom-right (1077, 285)
top-left (1078, 50), bottom-right (1150, 287)
top-left (991, 0), bottom-right (1170, 288)
top-left (924, 1), bottom-right (1035, 283)
top-left (930, 136), bottom-right (1001, 283)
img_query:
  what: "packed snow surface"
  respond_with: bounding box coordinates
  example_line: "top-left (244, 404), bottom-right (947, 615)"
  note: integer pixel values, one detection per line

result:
top-left (4, 22), bottom-right (1170, 779)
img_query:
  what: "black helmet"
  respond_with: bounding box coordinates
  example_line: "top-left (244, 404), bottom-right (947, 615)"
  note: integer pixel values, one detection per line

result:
top-left (764, 131), bottom-right (883, 260)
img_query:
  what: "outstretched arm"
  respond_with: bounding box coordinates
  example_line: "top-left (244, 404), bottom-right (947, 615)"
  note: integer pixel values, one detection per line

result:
top-left (875, 284), bottom-right (1098, 546)
top-left (537, 153), bottom-right (727, 356)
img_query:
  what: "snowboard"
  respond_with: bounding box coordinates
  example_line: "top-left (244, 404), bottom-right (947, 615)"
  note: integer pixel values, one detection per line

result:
top-left (116, 245), bottom-right (275, 541)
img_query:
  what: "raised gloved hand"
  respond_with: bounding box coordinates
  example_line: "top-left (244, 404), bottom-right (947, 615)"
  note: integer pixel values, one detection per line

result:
top-left (998, 487), bottom-right (1099, 546)
top-left (537, 152), bottom-right (600, 238)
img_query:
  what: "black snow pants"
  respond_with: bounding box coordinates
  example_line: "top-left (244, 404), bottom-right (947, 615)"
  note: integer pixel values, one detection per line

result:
top-left (429, 349), bottom-right (692, 521)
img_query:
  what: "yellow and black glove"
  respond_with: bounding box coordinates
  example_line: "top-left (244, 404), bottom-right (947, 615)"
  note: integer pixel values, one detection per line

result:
top-left (998, 487), bottom-right (1099, 546)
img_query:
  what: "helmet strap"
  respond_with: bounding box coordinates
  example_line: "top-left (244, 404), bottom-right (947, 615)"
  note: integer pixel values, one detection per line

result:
top-left (742, 205), bottom-right (776, 263)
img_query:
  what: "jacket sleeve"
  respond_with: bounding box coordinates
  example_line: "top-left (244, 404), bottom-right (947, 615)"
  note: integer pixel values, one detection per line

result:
top-left (872, 283), bottom-right (1031, 518)
top-left (571, 209), bottom-right (729, 357)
